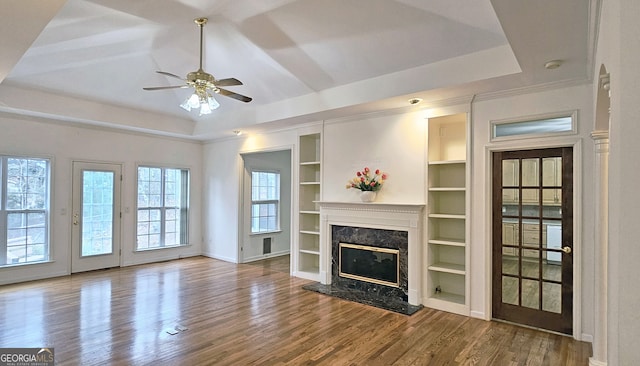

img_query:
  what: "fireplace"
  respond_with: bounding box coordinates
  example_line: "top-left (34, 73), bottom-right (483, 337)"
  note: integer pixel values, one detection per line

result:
top-left (331, 225), bottom-right (408, 296)
top-left (339, 243), bottom-right (399, 288)
top-left (302, 201), bottom-right (424, 315)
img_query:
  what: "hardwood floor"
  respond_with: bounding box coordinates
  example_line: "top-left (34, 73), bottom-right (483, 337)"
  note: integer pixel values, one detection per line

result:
top-left (0, 256), bottom-right (591, 365)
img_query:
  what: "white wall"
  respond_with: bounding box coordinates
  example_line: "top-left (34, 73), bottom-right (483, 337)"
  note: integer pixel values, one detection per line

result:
top-left (241, 149), bottom-right (292, 262)
top-left (203, 92), bottom-right (597, 342)
top-left (323, 110), bottom-right (427, 203)
top-left (470, 84), bottom-right (595, 341)
top-left (596, 0), bottom-right (640, 364)
top-left (0, 115), bottom-right (203, 285)
top-left (202, 128), bottom-right (299, 262)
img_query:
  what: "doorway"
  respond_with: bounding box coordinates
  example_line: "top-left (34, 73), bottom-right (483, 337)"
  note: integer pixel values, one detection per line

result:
top-left (240, 150), bottom-right (292, 265)
top-left (492, 147), bottom-right (573, 334)
top-left (71, 161), bottom-right (122, 273)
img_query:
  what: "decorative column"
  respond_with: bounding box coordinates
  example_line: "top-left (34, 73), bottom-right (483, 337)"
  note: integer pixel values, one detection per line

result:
top-left (590, 130), bottom-right (609, 366)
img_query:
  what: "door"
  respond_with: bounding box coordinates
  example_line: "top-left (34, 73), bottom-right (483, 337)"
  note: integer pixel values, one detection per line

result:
top-left (71, 162), bottom-right (122, 273)
top-left (492, 147), bottom-right (573, 334)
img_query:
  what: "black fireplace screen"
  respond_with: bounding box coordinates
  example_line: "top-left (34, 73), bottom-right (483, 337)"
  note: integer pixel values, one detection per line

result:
top-left (339, 242), bottom-right (399, 287)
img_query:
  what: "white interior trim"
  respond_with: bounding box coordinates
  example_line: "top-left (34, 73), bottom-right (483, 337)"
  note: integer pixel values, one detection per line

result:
top-left (484, 136), bottom-right (584, 340)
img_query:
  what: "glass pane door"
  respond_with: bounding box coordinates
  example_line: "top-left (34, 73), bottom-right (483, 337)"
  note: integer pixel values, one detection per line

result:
top-left (493, 148), bottom-right (573, 335)
top-left (71, 162), bottom-right (121, 273)
top-left (81, 170), bottom-right (114, 257)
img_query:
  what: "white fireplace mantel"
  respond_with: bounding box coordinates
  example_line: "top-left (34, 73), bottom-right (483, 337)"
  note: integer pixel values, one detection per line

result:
top-left (318, 201), bottom-right (425, 305)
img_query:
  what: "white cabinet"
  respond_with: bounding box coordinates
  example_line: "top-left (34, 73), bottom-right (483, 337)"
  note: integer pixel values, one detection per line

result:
top-left (425, 113), bottom-right (469, 315)
top-left (502, 157), bottom-right (562, 205)
top-left (296, 132), bottom-right (322, 280)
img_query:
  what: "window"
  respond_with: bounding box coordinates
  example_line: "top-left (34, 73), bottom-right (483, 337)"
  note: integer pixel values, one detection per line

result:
top-left (251, 171), bottom-right (280, 233)
top-left (491, 113), bottom-right (575, 141)
top-left (136, 166), bottom-right (189, 249)
top-left (1, 157), bottom-right (50, 266)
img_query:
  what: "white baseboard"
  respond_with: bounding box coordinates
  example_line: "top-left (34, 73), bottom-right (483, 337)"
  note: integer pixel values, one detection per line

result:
top-left (119, 243), bottom-right (201, 267)
top-left (0, 268), bottom-right (68, 286)
top-left (201, 252), bottom-right (238, 263)
top-left (589, 357), bottom-right (607, 366)
top-left (581, 333), bottom-right (594, 343)
top-left (470, 310), bottom-right (487, 320)
top-left (242, 250), bottom-right (290, 263)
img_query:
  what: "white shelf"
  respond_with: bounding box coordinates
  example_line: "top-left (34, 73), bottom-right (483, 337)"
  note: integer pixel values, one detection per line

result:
top-left (428, 262), bottom-right (466, 275)
top-left (428, 160), bottom-right (466, 165)
top-left (297, 132), bottom-right (322, 282)
top-left (428, 238), bottom-right (466, 247)
top-left (426, 113), bottom-right (469, 316)
top-left (429, 291), bottom-right (465, 305)
top-left (428, 213), bottom-right (466, 219)
top-left (300, 230), bottom-right (320, 236)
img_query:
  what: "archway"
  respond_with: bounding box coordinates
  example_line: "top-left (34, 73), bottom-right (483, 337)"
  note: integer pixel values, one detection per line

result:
top-left (590, 64), bottom-right (610, 366)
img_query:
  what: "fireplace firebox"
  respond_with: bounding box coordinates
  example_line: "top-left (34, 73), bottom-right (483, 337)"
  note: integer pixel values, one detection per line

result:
top-left (339, 243), bottom-right (399, 288)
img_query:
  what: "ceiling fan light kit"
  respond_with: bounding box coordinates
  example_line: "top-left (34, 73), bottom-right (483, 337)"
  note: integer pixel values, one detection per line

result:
top-left (143, 17), bottom-right (252, 115)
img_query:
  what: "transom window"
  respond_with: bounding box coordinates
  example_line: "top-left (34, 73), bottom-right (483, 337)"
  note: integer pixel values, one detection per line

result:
top-left (136, 166), bottom-right (189, 249)
top-left (491, 113), bottom-right (575, 141)
top-left (251, 171), bottom-right (280, 233)
top-left (0, 157), bottom-right (50, 266)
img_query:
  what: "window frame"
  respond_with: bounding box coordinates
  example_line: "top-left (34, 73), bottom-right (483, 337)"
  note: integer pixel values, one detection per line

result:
top-left (0, 155), bottom-right (51, 267)
top-left (490, 110), bottom-right (577, 142)
top-left (250, 170), bottom-right (281, 234)
top-left (135, 165), bottom-right (190, 250)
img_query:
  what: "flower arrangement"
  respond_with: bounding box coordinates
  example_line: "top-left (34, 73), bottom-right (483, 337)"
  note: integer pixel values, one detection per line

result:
top-left (346, 167), bottom-right (387, 191)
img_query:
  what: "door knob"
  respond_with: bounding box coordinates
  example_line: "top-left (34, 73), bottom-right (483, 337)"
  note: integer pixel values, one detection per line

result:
top-left (561, 246), bottom-right (572, 254)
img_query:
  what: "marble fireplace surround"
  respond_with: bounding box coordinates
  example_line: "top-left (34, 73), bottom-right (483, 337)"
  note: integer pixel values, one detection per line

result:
top-left (318, 202), bottom-right (425, 306)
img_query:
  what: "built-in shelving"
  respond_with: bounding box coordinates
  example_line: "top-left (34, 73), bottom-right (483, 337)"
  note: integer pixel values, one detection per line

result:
top-left (425, 113), bottom-right (470, 316)
top-left (296, 131), bottom-right (322, 281)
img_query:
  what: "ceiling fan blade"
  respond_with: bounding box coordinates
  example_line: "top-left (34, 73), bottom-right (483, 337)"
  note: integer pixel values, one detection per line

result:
top-left (156, 71), bottom-right (185, 80)
top-left (143, 85), bottom-right (190, 91)
top-left (216, 88), bottom-right (252, 103)
top-left (215, 78), bottom-right (243, 86)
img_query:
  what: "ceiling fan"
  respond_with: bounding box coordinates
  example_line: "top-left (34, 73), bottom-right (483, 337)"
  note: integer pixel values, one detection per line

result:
top-left (143, 17), bottom-right (252, 115)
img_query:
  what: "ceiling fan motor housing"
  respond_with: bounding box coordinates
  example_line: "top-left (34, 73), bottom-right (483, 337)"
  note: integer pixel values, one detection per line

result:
top-left (187, 71), bottom-right (218, 91)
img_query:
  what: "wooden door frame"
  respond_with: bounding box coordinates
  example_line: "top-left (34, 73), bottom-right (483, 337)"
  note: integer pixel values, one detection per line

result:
top-left (483, 139), bottom-right (583, 339)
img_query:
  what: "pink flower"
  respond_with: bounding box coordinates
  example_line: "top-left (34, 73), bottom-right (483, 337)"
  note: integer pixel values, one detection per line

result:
top-left (370, 182), bottom-right (376, 187)
top-left (360, 177), bottom-right (365, 182)
top-left (375, 169), bottom-right (380, 175)
top-left (364, 167), bottom-right (370, 173)
top-left (356, 171), bottom-right (362, 177)
top-left (381, 173), bottom-right (388, 180)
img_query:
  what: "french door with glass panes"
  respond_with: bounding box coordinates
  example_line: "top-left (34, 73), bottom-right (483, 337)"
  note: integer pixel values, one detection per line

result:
top-left (71, 162), bottom-right (122, 273)
top-left (492, 147), bottom-right (573, 334)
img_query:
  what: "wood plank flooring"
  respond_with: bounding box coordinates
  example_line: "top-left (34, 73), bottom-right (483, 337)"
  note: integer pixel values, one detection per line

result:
top-left (0, 256), bottom-right (591, 365)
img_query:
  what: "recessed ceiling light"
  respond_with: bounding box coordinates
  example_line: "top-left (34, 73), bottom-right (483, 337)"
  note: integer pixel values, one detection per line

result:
top-left (544, 60), bottom-right (563, 70)
top-left (408, 98), bottom-right (423, 105)
top-left (233, 130), bottom-right (242, 136)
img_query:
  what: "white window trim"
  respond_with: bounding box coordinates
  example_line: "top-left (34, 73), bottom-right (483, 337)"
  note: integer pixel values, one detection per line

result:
top-left (250, 169), bottom-right (281, 234)
top-left (0, 156), bottom-right (51, 267)
top-left (135, 165), bottom-right (190, 251)
top-left (490, 110), bottom-right (578, 142)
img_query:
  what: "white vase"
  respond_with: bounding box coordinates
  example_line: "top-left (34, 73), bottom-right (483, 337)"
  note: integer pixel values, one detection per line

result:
top-left (360, 191), bottom-right (377, 202)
